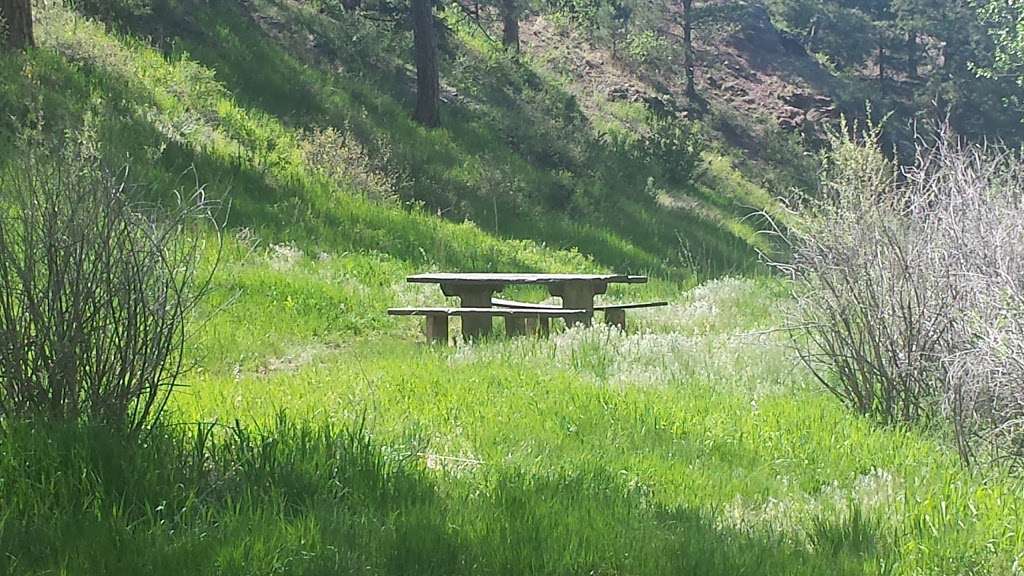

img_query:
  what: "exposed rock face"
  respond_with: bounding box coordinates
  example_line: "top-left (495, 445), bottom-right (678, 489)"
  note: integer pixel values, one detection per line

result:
top-left (607, 84), bottom-right (641, 101)
top-left (783, 92), bottom-right (834, 111)
top-left (778, 116), bottom-right (802, 131)
top-left (722, 81), bottom-right (749, 97)
top-left (777, 92), bottom-right (839, 137)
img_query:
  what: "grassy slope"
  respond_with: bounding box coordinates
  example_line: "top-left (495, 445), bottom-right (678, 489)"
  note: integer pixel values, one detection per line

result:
top-left (0, 2), bottom-right (1022, 575)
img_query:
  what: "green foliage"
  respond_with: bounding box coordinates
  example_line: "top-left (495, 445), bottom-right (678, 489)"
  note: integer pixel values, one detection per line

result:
top-left (633, 115), bottom-right (705, 188)
top-left (18, 0), bottom-right (772, 280)
top-left (543, 0), bottom-right (667, 67)
top-left (766, 0), bottom-right (882, 70)
top-left (767, 0), bottom-right (1024, 145)
top-left (543, 0), bottom-right (605, 29)
top-left (71, 0), bottom-right (153, 22)
top-left (0, 415), bottom-right (431, 575)
top-left (622, 29), bottom-right (670, 68)
top-left (787, 125), bottom-right (1024, 465)
top-left (975, 0), bottom-right (1024, 86)
top-left (774, 0), bottom-right (878, 69)
top-left (6, 277), bottom-right (1024, 574)
top-left (0, 134), bottom-right (218, 435)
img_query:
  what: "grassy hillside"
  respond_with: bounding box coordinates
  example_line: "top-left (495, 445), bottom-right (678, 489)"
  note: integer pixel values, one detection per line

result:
top-left (1, 1), bottom-right (1023, 575)
top-left (1, 0), bottom-right (776, 276)
top-left (0, 0), bottom-right (786, 364)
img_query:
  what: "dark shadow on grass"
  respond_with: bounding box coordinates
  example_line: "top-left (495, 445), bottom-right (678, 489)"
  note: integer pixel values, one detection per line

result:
top-left (0, 418), bottom-right (892, 575)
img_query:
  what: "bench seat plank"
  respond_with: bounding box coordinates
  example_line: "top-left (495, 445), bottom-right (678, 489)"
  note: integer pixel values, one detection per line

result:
top-left (390, 306), bottom-right (582, 345)
top-left (594, 301), bottom-right (668, 311)
top-left (491, 298), bottom-right (561, 310)
top-left (388, 307), bottom-right (587, 317)
top-left (491, 298), bottom-right (668, 311)
top-left (490, 298), bottom-right (668, 332)
top-left (408, 273), bottom-right (645, 285)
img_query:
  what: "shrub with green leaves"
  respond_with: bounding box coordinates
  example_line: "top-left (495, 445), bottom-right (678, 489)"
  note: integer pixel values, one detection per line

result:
top-left (623, 30), bottom-right (670, 69)
top-left (634, 116), bottom-right (705, 188)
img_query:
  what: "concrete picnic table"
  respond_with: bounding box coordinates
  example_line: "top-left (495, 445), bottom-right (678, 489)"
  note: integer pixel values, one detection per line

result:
top-left (406, 273), bottom-right (648, 338)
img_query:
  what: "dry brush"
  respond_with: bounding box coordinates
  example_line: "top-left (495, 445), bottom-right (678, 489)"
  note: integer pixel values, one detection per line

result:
top-left (781, 126), bottom-right (1024, 466)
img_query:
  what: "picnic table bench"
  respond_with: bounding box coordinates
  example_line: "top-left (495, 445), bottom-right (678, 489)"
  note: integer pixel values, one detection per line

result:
top-left (388, 307), bottom-right (587, 343)
top-left (389, 273), bottom-right (668, 344)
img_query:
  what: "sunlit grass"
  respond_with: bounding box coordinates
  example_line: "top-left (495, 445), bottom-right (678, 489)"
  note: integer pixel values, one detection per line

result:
top-left (168, 276), bottom-right (1024, 575)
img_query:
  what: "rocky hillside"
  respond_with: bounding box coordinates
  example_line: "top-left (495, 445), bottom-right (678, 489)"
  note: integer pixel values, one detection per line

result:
top-left (519, 0), bottom-right (842, 195)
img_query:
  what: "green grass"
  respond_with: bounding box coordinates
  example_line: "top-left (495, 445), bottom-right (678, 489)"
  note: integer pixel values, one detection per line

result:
top-left (1, 1), bottom-right (1023, 575)
top-left (5, 279), bottom-right (1024, 574)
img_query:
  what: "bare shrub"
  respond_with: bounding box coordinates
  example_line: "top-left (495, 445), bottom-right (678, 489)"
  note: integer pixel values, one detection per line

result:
top-left (923, 140), bottom-right (1024, 464)
top-left (781, 124), bottom-right (1024, 465)
top-left (0, 145), bottom-right (219, 435)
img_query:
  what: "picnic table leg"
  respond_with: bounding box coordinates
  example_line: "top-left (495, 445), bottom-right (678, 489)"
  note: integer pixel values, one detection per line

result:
top-left (525, 316), bottom-right (550, 337)
top-left (505, 316), bottom-right (527, 337)
top-left (441, 284), bottom-right (499, 340)
top-left (424, 314), bottom-right (449, 344)
top-left (604, 309), bottom-right (626, 331)
top-left (549, 281), bottom-right (606, 327)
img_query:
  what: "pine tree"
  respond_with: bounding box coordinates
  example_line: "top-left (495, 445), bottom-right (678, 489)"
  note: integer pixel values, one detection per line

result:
top-left (0, 0), bottom-right (34, 51)
top-left (411, 0), bottom-right (440, 127)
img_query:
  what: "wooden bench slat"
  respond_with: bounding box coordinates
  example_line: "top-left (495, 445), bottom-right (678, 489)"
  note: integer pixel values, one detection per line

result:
top-left (408, 273), bottom-right (642, 284)
top-left (594, 301), bottom-right (669, 311)
top-left (491, 298), bottom-right (668, 311)
top-left (388, 307), bottom-right (587, 317)
top-left (491, 298), bottom-right (561, 310)
top-left (388, 307), bottom-right (455, 316)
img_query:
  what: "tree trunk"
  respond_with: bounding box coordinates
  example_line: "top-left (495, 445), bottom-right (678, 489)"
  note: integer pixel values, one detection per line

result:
top-left (877, 40), bottom-right (885, 87)
top-left (501, 0), bottom-right (520, 53)
top-left (906, 30), bottom-right (919, 79)
top-left (411, 0), bottom-right (440, 128)
top-left (682, 0), bottom-right (695, 98)
top-left (1, 0), bottom-right (34, 51)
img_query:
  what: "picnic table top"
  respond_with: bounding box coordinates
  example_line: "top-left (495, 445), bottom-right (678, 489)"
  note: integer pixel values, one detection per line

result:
top-left (407, 273), bottom-right (647, 285)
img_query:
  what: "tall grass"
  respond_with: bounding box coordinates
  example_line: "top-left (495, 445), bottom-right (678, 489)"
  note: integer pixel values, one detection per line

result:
top-left (0, 415), bottom-right (430, 575)
top-left (2, 279), bottom-right (1022, 574)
